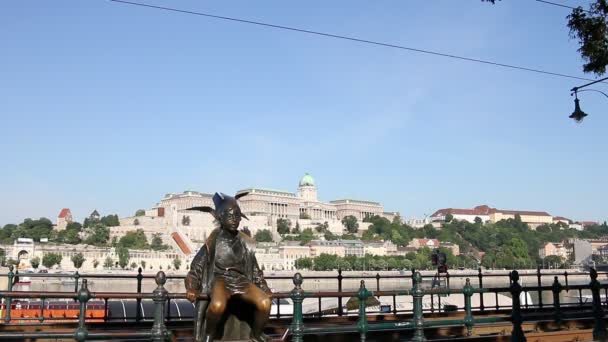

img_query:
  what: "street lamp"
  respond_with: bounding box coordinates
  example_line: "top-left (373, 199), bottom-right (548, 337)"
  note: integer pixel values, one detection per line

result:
top-left (570, 92), bottom-right (587, 123)
top-left (570, 76), bottom-right (608, 122)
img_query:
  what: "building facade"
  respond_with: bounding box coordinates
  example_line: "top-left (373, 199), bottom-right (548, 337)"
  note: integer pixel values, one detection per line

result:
top-left (56, 208), bottom-right (73, 231)
top-left (431, 204), bottom-right (553, 229)
top-left (538, 242), bottom-right (568, 259)
top-left (115, 174), bottom-right (398, 255)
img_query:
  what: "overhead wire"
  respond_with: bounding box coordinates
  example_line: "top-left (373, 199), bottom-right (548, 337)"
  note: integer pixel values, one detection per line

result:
top-left (109, 0), bottom-right (602, 83)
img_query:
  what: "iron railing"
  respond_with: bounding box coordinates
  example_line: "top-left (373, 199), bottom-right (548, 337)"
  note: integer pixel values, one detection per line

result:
top-left (0, 266), bottom-right (607, 341)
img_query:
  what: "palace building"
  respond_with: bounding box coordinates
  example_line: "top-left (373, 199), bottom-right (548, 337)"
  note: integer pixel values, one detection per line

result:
top-left (115, 174), bottom-right (399, 254)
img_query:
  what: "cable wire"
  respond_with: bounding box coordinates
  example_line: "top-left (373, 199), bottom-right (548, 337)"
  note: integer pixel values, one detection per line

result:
top-left (535, 0), bottom-right (581, 11)
top-left (109, 0), bottom-right (602, 83)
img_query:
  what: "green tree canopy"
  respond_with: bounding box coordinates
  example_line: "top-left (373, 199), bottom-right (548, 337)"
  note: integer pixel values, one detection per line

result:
top-left (485, 0), bottom-right (608, 76)
top-left (84, 223), bottom-right (110, 246)
top-left (117, 247), bottom-right (130, 269)
top-left (30, 256), bottom-right (40, 269)
top-left (118, 229), bottom-right (149, 249)
top-left (341, 215), bottom-right (359, 234)
top-left (150, 233), bottom-right (169, 251)
top-left (292, 221), bottom-right (301, 234)
top-left (254, 229), bottom-right (273, 242)
top-left (173, 257), bottom-right (182, 270)
top-left (100, 215), bottom-right (120, 227)
top-left (71, 253), bottom-right (86, 269)
top-left (295, 257), bottom-right (313, 269)
top-left (135, 209), bottom-right (145, 217)
top-left (103, 257), bottom-right (114, 269)
top-left (277, 218), bottom-right (292, 235)
top-left (42, 253), bottom-right (62, 269)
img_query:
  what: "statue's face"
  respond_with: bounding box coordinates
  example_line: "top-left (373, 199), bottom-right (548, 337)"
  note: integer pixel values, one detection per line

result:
top-left (219, 204), bottom-right (241, 233)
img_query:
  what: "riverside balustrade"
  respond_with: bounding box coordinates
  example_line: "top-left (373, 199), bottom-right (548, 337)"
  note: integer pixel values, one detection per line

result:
top-left (2, 266), bottom-right (605, 319)
top-left (0, 266), bottom-right (607, 341)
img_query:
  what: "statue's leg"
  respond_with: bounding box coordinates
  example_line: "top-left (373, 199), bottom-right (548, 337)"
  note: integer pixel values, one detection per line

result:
top-left (240, 284), bottom-right (272, 341)
top-left (194, 300), bottom-right (208, 342)
top-left (205, 278), bottom-right (231, 340)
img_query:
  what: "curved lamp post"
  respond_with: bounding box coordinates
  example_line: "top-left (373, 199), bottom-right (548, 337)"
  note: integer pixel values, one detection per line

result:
top-left (570, 76), bottom-right (608, 122)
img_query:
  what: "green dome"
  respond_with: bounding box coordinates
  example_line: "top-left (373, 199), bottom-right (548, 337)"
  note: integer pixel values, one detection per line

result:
top-left (299, 173), bottom-right (315, 187)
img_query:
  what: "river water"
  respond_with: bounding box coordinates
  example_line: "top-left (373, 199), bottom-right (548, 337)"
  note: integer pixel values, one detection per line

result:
top-left (9, 269), bottom-right (605, 309)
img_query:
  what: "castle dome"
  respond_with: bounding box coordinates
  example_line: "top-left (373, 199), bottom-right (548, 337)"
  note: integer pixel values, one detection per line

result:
top-left (299, 173), bottom-right (315, 187)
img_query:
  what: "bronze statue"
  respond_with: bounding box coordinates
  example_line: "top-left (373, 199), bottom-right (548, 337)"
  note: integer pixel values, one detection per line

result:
top-left (185, 192), bottom-right (272, 342)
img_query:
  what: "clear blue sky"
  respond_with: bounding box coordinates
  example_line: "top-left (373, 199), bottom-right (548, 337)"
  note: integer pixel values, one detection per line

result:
top-left (1, 0), bottom-right (606, 225)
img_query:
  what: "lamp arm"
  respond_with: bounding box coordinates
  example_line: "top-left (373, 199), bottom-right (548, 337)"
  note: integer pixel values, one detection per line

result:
top-left (572, 89), bottom-right (608, 99)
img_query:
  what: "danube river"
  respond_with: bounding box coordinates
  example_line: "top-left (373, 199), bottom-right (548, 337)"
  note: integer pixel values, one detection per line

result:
top-left (5, 268), bottom-right (603, 309)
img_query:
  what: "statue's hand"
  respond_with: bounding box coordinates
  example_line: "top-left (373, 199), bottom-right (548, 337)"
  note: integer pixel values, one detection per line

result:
top-left (186, 289), bottom-right (199, 303)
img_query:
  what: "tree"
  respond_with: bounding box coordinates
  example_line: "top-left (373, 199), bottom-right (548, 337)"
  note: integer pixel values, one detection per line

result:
top-left (173, 257), bottom-right (182, 270)
top-left (65, 222), bottom-right (83, 232)
top-left (0, 248), bottom-right (5, 266)
top-left (11, 218), bottom-right (54, 242)
top-left (277, 218), bottom-right (291, 235)
top-left (71, 253), bottom-right (86, 269)
top-left (118, 229), bottom-right (149, 249)
top-left (299, 212), bottom-right (311, 219)
top-left (42, 253), bottom-right (62, 269)
top-left (313, 253), bottom-right (339, 271)
top-left (100, 215), bottom-right (120, 227)
top-left (324, 231), bottom-right (339, 241)
top-left (103, 257), bottom-right (113, 269)
top-left (0, 225), bottom-right (17, 244)
top-left (298, 228), bottom-right (315, 246)
top-left (60, 228), bottom-right (82, 245)
top-left (341, 215), bottom-right (359, 234)
top-left (141, 260), bottom-right (147, 270)
top-left (133, 218), bottom-right (140, 226)
top-left (130, 262), bottom-right (138, 269)
top-left (117, 247), bottom-right (130, 269)
top-left (135, 209), bottom-right (145, 217)
top-left (254, 229), bottom-right (273, 242)
top-left (315, 222), bottom-right (329, 233)
top-left (93, 259), bottom-right (99, 269)
top-left (485, 0), bottom-right (608, 75)
top-left (292, 221), bottom-right (301, 234)
top-left (84, 223), bottom-right (110, 246)
top-left (445, 213), bottom-right (454, 223)
top-left (295, 257), bottom-right (313, 269)
top-left (544, 255), bottom-right (564, 268)
top-left (150, 233), bottom-right (169, 251)
top-left (30, 256), bottom-right (40, 269)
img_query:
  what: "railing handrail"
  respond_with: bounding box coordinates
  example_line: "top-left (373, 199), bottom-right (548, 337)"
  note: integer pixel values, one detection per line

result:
top-left (1, 266), bottom-right (607, 341)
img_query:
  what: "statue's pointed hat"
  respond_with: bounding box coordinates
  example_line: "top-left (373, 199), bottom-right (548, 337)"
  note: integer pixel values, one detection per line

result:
top-left (186, 192), bottom-right (249, 220)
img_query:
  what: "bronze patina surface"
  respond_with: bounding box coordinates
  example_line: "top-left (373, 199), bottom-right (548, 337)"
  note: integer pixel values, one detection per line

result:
top-left (185, 192), bottom-right (272, 342)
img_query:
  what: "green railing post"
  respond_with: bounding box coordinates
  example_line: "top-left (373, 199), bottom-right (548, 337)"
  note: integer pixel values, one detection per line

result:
top-left (551, 276), bottom-right (562, 327)
top-left (291, 273), bottom-right (305, 342)
top-left (356, 280), bottom-right (370, 342)
top-left (337, 268), bottom-right (343, 316)
top-left (590, 268), bottom-right (607, 341)
top-left (536, 266), bottom-right (543, 309)
top-left (151, 271), bottom-right (168, 342)
top-left (412, 272), bottom-right (426, 342)
top-left (74, 279), bottom-right (90, 342)
top-left (74, 270), bottom-right (80, 294)
top-left (463, 278), bottom-right (474, 336)
top-left (509, 270), bottom-right (526, 342)
top-left (477, 268), bottom-right (485, 312)
top-left (5, 265), bottom-right (14, 323)
top-left (39, 298), bottom-right (45, 323)
top-left (136, 267), bottom-right (143, 322)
